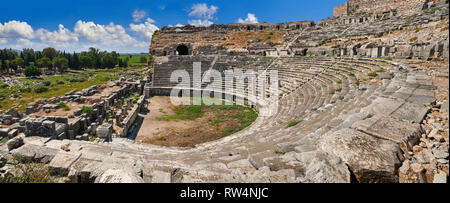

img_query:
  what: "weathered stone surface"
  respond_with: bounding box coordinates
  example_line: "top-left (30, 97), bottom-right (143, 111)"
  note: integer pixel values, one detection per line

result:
top-left (97, 168), bottom-right (144, 183)
top-left (352, 115), bottom-right (422, 150)
top-left (321, 128), bottom-right (403, 183)
top-left (151, 170), bottom-right (171, 183)
top-left (433, 171), bottom-right (448, 183)
top-left (7, 137), bottom-right (23, 151)
top-left (11, 144), bottom-right (58, 163)
top-left (304, 150), bottom-right (351, 183)
top-left (49, 153), bottom-right (81, 176)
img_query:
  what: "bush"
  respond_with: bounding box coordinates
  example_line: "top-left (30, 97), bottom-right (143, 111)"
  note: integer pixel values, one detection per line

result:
top-left (0, 154), bottom-right (51, 183)
top-left (24, 65), bottom-right (42, 78)
top-left (409, 37), bottom-right (418, 42)
top-left (41, 80), bottom-right (51, 86)
top-left (33, 85), bottom-right (49, 93)
top-left (55, 80), bottom-right (65, 85)
top-left (81, 106), bottom-right (95, 116)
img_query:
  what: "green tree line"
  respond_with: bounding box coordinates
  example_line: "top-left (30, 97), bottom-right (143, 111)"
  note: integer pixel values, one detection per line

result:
top-left (0, 47), bottom-right (130, 76)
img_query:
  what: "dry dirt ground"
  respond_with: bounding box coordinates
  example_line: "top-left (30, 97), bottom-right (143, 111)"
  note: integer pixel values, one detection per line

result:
top-left (135, 96), bottom-right (256, 148)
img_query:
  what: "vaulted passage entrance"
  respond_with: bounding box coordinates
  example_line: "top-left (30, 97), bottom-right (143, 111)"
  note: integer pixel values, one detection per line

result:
top-left (176, 45), bottom-right (189, 55)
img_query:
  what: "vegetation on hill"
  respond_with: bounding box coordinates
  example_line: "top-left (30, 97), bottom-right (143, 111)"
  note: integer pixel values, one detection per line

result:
top-left (0, 47), bottom-right (132, 75)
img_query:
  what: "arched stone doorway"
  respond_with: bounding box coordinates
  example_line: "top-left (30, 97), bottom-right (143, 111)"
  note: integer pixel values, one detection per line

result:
top-left (176, 45), bottom-right (189, 55)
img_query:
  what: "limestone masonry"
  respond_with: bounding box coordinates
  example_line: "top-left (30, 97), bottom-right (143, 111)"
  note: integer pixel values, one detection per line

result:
top-left (1, 0), bottom-right (449, 183)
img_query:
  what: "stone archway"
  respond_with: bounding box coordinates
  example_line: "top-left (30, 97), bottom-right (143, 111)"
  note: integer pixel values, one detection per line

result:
top-left (176, 45), bottom-right (189, 55)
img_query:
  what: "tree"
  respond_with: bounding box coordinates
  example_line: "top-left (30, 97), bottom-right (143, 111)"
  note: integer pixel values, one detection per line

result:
top-left (11, 58), bottom-right (25, 70)
top-left (22, 48), bottom-right (36, 66)
top-left (79, 56), bottom-right (93, 69)
top-left (36, 57), bottom-right (52, 70)
top-left (140, 56), bottom-right (148, 63)
top-left (42, 47), bottom-right (58, 60)
top-left (24, 64), bottom-right (42, 77)
top-left (70, 53), bottom-right (80, 70)
top-left (52, 57), bottom-right (69, 73)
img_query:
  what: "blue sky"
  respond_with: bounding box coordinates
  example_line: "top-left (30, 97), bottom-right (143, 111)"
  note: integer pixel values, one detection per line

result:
top-left (0, 0), bottom-right (347, 53)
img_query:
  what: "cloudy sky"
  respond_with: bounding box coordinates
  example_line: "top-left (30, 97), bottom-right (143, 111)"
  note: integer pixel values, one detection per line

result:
top-left (0, 0), bottom-right (346, 53)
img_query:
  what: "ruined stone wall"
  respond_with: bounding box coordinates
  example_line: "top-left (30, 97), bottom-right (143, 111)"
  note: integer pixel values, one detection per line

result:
top-left (334, 0), bottom-right (429, 17)
top-left (334, 2), bottom-right (349, 17)
top-left (150, 21), bottom-right (314, 57)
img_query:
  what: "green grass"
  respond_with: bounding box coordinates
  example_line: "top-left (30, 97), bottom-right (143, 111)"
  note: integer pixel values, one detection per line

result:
top-left (378, 57), bottom-right (393, 61)
top-left (0, 137), bottom-right (9, 144)
top-left (274, 149), bottom-right (286, 155)
top-left (0, 69), bottom-right (123, 113)
top-left (58, 102), bottom-right (70, 111)
top-left (367, 72), bottom-right (378, 77)
top-left (286, 120), bottom-right (304, 128)
top-left (120, 54), bottom-right (148, 64)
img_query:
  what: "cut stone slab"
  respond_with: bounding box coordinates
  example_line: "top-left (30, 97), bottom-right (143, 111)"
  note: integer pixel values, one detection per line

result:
top-left (362, 97), bottom-right (404, 116)
top-left (10, 144), bottom-right (58, 163)
top-left (97, 168), bottom-right (144, 183)
top-left (407, 88), bottom-right (436, 105)
top-left (352, 115), bottom-right (422, 150)
top-left (248, 150), bottom-right (275, 170)
top-left (391, 102), bottom-right (430, 123)
top-left (304, 150), bottom-right (351, 183)
top-left (151, 170), bottom-right (172, 183)
top-left (6, 137), bottom-right (23, 151)
top-left (49, 153), bottom-right (81, 176)
top-left (321, 128), bottom-right (404, 183)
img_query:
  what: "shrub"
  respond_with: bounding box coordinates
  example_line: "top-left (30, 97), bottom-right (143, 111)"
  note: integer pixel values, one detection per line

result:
top-left (55, 80), bottom-right (65, 85)
top-left (33, 85), bottom-right (49, 93)
top-left (409, 37), bottom-right (418, 42)
top-left (81, 106), bottom-right (95, 116)
top-left (286, 120), bottom-right (303, 128)
top-left (41, 80), bottom-right (51, 86)
top-left (0, 154), bottom-right (51, 183)
top-left (24, 65), bottom-right (42, 77)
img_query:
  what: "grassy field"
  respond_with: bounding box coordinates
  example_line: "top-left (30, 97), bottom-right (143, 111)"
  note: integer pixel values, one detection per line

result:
top-left (0, 66), bottom-right (146, 113)
top-left (150, 101), bottom-right (258, 147)
top-left (119, 54), bottom-right (149, 64)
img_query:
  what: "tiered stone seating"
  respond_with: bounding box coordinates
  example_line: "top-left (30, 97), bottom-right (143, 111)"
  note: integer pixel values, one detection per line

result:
top-left (1, 56), bottom-right (434, 183)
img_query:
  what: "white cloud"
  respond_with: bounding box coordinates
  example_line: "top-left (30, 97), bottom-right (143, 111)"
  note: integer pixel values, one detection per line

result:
top-left (74, 20), bottom-right (142, 47)
top-left (132, 9), bottom-right (148, 22)
top-left (0, 19), bottom-right (159, 53)
top-left (130, 18), bottom-right (159, 41)
top-left (189, 3), bottom-right (218, 20)
top-left (35, 24), bottom-right (78, 47)
top-left (238, 13), bottom-right (259, 24)
top-left (188, 19), bottom-right (213, 27)
top-left (0, 20), bottom-right (34, 39)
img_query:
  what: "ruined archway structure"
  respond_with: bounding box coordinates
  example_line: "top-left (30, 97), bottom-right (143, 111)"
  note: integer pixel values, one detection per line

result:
top-left (176, 44), bottom-right (189, 55)
top-left (1, 0), bottom-right (448, 183)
